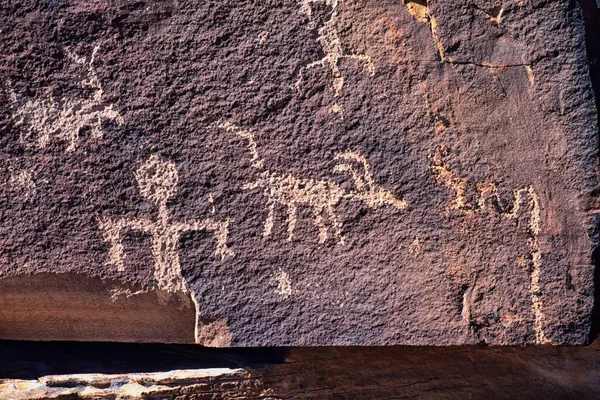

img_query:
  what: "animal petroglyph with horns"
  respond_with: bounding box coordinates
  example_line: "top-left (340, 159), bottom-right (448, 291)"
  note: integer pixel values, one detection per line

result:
top-left (218, 121), bottom-right (407, 244)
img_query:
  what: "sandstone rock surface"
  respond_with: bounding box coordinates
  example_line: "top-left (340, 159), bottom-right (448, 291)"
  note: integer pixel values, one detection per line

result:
top-left (0, 0), bottom-right (598, 345)
top-left (1, 340), bottom-right (599, 399)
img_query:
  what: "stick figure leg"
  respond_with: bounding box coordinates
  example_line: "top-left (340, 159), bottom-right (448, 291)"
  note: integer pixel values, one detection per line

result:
top-left (286, 203), bottom-right (297, 242)
top-left (263, 200), bottom-right (275, 237)
top-left (313, 206), bottom-right (328, 244)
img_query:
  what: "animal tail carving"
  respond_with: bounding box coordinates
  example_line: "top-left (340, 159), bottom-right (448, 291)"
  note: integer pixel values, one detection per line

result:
top-left (334, 151), bottom-right (407, 210)
top-left (218, 120), bottom-right (264, 169)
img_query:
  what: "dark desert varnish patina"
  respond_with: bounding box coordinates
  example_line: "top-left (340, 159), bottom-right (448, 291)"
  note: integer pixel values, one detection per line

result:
top-left (0, 0), bottom-right (598, 346)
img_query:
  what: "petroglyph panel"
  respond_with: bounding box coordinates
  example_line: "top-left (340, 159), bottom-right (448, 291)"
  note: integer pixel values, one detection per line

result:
top-left (0, 0), bottom-right (597, 346)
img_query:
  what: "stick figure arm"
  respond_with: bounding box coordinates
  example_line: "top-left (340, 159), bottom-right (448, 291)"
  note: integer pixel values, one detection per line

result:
top-left (242, 179), bottom-right (263, 190)
top-left (179, 220), bottom-right (209, 232)
top-left (124, 218), bottom-right (153, 233)
top-left (179, 218), bottom-right (235, 259)
top-left (99, 216), bottom-right (153, 232)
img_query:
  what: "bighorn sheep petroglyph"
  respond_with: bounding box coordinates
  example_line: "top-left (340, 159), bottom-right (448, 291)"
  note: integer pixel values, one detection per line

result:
top-left (218, 121), bottom-right (407, 244)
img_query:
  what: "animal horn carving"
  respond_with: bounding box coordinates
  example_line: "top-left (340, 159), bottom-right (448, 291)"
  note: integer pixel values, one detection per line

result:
top-left (334, 151), bottom-right (408, 210)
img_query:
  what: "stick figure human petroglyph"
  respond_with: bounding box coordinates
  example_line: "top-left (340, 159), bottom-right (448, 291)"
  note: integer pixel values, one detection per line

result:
top-left (9, 45), bottom-right (123, 152)
top-left (218, 120), bottom-right (406, 244)
top-left (294, 0), bottom-right (375, 96)
top-left (99, 155), bottom-right (234, 293)
top-left (430, 145), bottom-right (549, 344)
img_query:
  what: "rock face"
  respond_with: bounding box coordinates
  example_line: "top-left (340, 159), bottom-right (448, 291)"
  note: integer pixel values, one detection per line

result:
top-left (0, 0), bottom-right (597, 346)
top-left (0, 369), bottom-right (271, 400)
top-left (1, 340), bottom-right (600, 399)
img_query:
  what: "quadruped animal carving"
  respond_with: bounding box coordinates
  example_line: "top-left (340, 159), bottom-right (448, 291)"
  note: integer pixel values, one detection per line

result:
top-left (430, 145), bottom-right (549, 345)
top-left (218, 121), bottom-right (407, 244)
top-left (9, 45), bottom-right (123, 152)
top-left (99, 155), bottom-right (234, 293)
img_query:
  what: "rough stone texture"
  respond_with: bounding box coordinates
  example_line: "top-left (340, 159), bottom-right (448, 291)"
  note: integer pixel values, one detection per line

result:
top-left (0, 369), bottom-right (273, 399)
top-left (0, 0), bottom-right (598, 346)
top-left (1, 340), bottom-right (599, 399)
